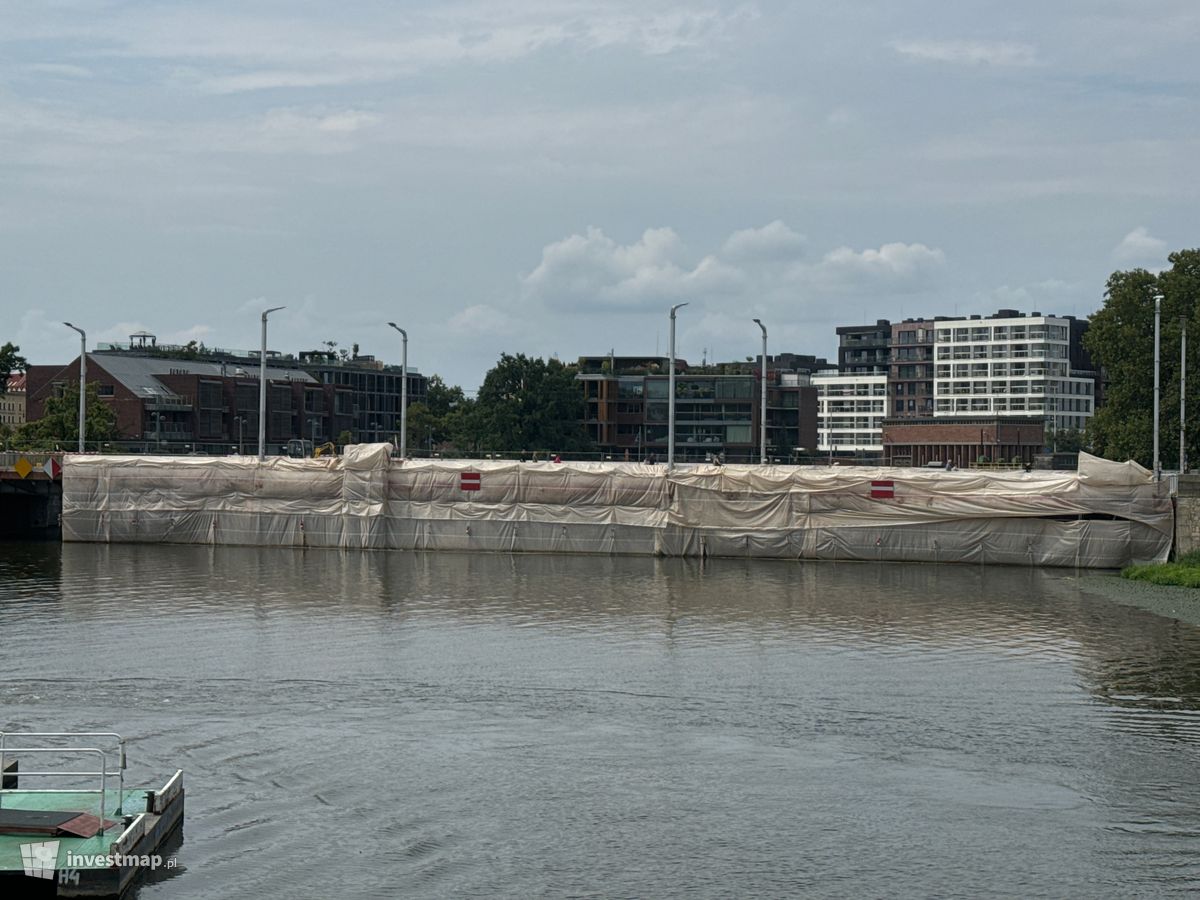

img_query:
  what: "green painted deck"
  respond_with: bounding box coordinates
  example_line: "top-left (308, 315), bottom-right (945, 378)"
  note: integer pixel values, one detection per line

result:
top-left (0, 788), bottom-right (144, 871)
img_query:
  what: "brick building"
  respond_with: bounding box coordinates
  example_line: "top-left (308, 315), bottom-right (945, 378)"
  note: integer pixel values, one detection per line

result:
top-left (881, 417), bottom-right (1046, 468)
top-left (25, 354), bottom-right (353, 454)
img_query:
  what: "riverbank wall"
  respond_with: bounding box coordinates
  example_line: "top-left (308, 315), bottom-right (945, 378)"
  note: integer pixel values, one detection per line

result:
top-left (59, 446), bottom-right (1172, 568)
top-left (1176, 474), bottom-right (1200, 557)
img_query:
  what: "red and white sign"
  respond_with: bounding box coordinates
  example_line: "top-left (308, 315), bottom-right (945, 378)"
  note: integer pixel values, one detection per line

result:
top-left (460, 471), bottom-right (481, 492)
top-left (870, 479), bottom-right (894, 499)
top-left (43, 458), bottom-right (62, 479)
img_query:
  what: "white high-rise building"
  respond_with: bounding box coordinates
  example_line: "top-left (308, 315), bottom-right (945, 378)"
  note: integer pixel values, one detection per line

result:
top-left (932, 313), bottom-right (1094, 433)
top-left (813, 372), bottom-right (887, 453)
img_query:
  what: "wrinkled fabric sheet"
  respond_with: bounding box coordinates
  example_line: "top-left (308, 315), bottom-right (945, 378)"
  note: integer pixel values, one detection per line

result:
top-left (61, 446), bottom-right (1172, 566)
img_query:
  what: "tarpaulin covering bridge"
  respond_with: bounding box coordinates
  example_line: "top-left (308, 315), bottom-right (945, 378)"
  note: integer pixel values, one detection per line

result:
top-left (61, 447), bottom-right (1173, 567)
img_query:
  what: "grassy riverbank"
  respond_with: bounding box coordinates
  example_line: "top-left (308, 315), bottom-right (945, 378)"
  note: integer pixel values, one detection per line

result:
top-left (1122, 551), bottom-right (1200, 588)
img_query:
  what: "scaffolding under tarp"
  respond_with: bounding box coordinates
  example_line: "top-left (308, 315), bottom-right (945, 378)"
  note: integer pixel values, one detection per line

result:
top-left (61, 447), bottom-right (1173, 567)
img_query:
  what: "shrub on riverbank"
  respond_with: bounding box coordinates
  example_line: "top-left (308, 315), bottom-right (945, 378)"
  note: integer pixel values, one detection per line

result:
top-left (1122, 551), bottom-right (1200, 588)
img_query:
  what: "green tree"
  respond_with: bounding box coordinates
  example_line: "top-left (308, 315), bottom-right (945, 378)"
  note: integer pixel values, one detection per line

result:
top-left (17, 382), bottom-right (118, 449)
top-left (1047, 426), bottom-right (1087, 454)
top-left (425, 374), bottom-right (466, 418)
top-left (1085, 249), bottom-right (1200, 467)
top-left (405, 402), bottom-right (437, 454)
top-left (472, 353), bottom-right (593, 453)
top-left (0, 342), bottom-right (26, 391)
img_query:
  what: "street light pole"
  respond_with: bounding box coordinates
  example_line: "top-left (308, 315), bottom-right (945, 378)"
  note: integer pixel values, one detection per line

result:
top-left (668, 302), bottom-right (688, 471)
top-left (63, 323), bottom-right (86, 453)
top-left (387, 323), bottom-right (408, 458)
top-left (1182, 315), bottom-right (1188, 475)
top-left (259, 306), bottom-right (285, 461)
top-left (1153, 293), bottom-right (1162, 482)
top-left (753, 318), bottom-right (767, 465)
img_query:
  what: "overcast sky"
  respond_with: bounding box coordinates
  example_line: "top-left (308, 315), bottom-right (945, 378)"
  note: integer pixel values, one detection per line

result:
top-left (3, 1), bottom-right (1196, 390)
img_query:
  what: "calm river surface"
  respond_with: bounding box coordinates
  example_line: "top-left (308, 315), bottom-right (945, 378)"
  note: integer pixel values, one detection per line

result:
top-left (2, 543), bottom-right (1200, 898)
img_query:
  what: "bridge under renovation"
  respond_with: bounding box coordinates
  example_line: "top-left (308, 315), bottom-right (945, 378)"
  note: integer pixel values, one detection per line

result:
top-left (56, 446), bottom-right (1173, 568)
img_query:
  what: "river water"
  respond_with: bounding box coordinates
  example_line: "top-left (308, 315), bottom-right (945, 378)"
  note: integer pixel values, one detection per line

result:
top-left (2, 543), bottom-right (1199, 898)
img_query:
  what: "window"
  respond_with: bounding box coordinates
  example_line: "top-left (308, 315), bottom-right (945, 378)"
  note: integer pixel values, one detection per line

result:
top-left (97, 384), bottom-right (115, 397)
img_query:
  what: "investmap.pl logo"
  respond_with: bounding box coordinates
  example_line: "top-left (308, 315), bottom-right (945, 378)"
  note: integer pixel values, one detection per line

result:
top-left (20, 840), bottom-right (59, 880)
top-left (20, 839), bottom-right (175, 882)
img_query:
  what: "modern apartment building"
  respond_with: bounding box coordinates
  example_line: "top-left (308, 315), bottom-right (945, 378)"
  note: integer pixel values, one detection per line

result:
top-left (577, 355), bottom-right (819, 462)
top-left (888, 319), bottom-right (935, 418)
top-left (813, 372), bottom-right (888, 454)
top-left (837, 320), bottom-right (891, 375)
top-left (932, 311), bottom-right (1095, 433)
top-left (299, 350), bottom-right (428, 444)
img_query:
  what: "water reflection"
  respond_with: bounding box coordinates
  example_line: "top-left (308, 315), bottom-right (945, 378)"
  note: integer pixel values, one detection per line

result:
top-left (1, 543), bottom-right (1199, 897)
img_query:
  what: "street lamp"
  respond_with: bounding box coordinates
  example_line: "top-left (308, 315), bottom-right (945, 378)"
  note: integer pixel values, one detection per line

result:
top-left (668, 302), bottom-right (688, 470)
top-left (387, 323), bottom-right (408, 459)
top-left (1182, 315), bottom-right (1189, 475)
top-left (1153, 292), bottom-right (1162, 482)
top-left (152, 411), bottom-right (162, 452)
top-left (234, 415), bottom-right (245, 455)
top-left (63, 323), bottom-right (86, 453)
top-left (753, 318), bottom-right (767, 465)
top-left (259, 306), bottom-right (285, 461)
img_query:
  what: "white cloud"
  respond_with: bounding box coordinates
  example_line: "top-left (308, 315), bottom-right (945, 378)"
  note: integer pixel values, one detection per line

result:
top-left (23, 4), bottom-right (749, 95)
top-left (816, 242), bottom-right (945, 287)
top-left (22, 63), bottom-right (93, 79)
top-left (449, 303), bottom-right (518, 337)
top-left (892, 39), bottom-right (1038, 67)
top-left (1113, 226), bottom-right (1168, 266)
top-left (516, 223), bottom-right (944, 314)
top-left (521, 226), bottom-right (744, 307)
top-left (721, 220), bottom-right (806, 262)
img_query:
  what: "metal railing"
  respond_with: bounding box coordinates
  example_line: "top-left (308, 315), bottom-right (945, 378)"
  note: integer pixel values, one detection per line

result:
top-left (0, 732), bottom-right (126, 832)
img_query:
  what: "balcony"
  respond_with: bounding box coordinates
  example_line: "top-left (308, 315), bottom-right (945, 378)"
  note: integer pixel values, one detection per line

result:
top-left (142, 394), bottom-right (192, 411)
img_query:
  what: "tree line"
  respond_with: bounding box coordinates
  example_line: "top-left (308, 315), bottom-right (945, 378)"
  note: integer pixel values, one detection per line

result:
top-left (1084, 248), bottom-right (1199, 469)
top-left (407, 353), bottom-right (593, 456)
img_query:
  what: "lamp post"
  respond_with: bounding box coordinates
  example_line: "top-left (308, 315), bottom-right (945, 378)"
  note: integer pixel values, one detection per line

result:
top-left (153, 411), bottom-right (162, 452)
top-left (1153, 292), bottom-right (1162, 481)
top-left (668, 303), bottom-right (688, 470)
top-left (233, 415), bottom-right (245, 455)
top-left (387, 323), bottom-right (408, 459)
top-left (1182, 315), bottom-right (1188, 475)
top-left (753, 318), bottom-right (767, 465)
top-left (63, 323), bottom-right (86, 453)
top-left (258, 306), bottom-right (285, 461)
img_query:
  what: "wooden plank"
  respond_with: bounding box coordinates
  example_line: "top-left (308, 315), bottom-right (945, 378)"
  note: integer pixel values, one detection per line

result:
top-left (110, 813), bottom-right (148, 857)
top-left (149, 770), bottom-right (183, 815)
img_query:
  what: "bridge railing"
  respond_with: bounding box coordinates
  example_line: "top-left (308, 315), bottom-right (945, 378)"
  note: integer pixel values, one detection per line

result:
top-left (0, 450), bottom-right (65, 470)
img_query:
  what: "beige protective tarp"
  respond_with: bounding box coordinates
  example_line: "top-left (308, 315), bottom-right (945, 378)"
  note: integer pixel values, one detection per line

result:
top-left (61, 445), bottom-right (1174, 567)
